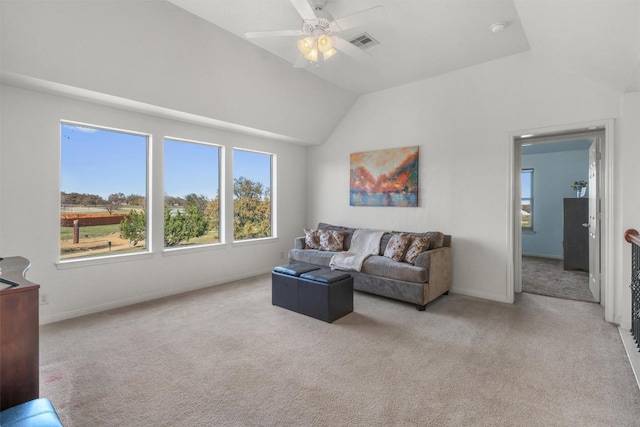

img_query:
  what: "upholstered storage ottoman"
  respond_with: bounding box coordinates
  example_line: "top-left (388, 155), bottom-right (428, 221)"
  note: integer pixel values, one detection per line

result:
top-left (0, 398), bottom-right (63, 426)
top-left (272, 263), bottom-right (354, 323)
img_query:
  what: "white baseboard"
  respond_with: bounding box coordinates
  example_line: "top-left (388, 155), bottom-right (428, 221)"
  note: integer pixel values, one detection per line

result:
top-left (39, 268), bottom-right (272, 325)
top-left (451, 286), bottom-right (511, 304)
top-left (618, 326), bottom-right (640, 391)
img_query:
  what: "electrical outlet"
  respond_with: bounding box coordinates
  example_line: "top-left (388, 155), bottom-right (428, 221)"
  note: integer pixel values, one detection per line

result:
top-left (280, 252), bottom-right (284, 259)
top-left (40, 293), bottom-right (50, 305)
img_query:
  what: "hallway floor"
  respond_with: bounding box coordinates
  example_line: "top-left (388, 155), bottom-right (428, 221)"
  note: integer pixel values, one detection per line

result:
top-left (522, 256), bottom-right (596, 302)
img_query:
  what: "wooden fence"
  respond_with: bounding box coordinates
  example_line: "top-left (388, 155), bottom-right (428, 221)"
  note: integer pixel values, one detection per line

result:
top-left (60, 213), bottom-right (129, 227)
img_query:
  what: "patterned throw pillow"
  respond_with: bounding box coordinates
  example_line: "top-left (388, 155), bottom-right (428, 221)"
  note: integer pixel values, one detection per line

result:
top-left (318, 229), bottom-right (344, 252)
top-left (383, 233), bottom-right (412, 262)
top-left (303, 228), bottom-right (320, 249)
top-left (404, 236), bottom-right (430, 264)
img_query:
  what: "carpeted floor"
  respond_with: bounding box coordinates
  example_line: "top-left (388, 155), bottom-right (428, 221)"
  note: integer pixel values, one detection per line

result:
top-left (522, 256), bottom-right (595, 303)
top-left (39, 275), bottom-right (639, 426)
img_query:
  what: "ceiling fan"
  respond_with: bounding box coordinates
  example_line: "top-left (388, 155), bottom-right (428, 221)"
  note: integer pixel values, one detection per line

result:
top-left (245, 0), bottom-right (384, 67)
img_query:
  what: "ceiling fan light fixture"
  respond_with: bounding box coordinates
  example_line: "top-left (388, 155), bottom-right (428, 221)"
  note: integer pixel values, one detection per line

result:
top-left (297, 34), bottom-right (337, 63)
top-left (304, 47), bottom-right (319, 62)
top-left (323, 47), bottom-right (337, 60)
top-left (317, 35), bottom-right (334, 53)
top-left (297, 37), bottom-right (315, 55)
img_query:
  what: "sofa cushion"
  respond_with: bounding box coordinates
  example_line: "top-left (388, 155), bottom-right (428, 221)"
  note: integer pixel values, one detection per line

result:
top-left (289, 248), bottom-right (334, 267)
top-left (318, 229), bottom-right (344, 251)
top-left (404, 236), bottom-right (430, 264)
top-left (303, 228), bottom-right (320, 249)
top-left (383, 233), bottom-right (411, 261)
top-left (423, 232), bottom-right (444, 249)
top-left (382, 230), bottom-right (444, 251)
top-left (362, 255), bottom-right (428, 283)
top-left (317, 223), bottom-right (356, 250)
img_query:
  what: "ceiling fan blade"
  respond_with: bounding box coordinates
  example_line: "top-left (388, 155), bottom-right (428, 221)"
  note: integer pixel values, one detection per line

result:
top-left (245, 29), bottom-right (304, 39)
top-left (333, 36), bottom-right (371, 61)
top-left (289, 0), bottom-right (317, 21)
top-left (333, 6), bottom-right (385, 31)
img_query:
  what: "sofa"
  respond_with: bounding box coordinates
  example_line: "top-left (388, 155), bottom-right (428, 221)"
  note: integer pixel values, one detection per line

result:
top-left (288, 223), bottom-right (452, 310)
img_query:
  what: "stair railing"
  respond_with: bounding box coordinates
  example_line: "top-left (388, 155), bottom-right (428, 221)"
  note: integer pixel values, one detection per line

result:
top-left (625, 229), bottom-right (640, 349)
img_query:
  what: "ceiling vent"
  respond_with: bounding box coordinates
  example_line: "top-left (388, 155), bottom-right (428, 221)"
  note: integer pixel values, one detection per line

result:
top-left (349, 33), bottom-right (379, 49)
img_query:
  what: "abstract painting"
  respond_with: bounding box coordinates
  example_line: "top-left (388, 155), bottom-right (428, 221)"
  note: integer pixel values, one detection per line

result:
top-left (350, 146), bottom-right (419, 207)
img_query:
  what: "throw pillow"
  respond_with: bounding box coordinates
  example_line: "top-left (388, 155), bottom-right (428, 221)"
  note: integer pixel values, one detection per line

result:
top-left (404, 236), bottom-right (430, 264)
top-left (318, 229), bottom-right (344, 251)
top-left (383, 233), bottom-right (411, 262)
top-left (303, 228), bottom-right (320, 249)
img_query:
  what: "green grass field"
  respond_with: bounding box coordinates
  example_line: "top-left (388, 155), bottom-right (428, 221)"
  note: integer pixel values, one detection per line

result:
top-left (60, 224), bottom-right (121, 240)
top-left (60, 225), bottom-right (219, 245)
top-left (175, 230), bottom-right (220, 246)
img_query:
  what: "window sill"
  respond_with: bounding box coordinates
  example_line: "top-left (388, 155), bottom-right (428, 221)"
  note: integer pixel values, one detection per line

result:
top-left (232, 237), bottom-right (278, 247)
top-left (56, 251), bottom-right (153, 269)
top-left (162, 243), bottom-right (227, 256)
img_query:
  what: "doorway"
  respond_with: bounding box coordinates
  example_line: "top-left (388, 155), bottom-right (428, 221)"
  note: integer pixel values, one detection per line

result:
top-left (518, 134), bottom-right (602, 302)
top-left (509, 121), bottom-right (614, 322)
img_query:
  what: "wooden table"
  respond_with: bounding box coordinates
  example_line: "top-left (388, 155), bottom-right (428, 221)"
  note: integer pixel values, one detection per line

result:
top-left (0, 256), bottom-right (40, 410)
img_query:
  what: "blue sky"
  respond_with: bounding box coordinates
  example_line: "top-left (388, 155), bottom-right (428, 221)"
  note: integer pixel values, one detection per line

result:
top-left (61, 123), bottom-right (272, 201)
top-left (521, 169), bottom-right (532, 198)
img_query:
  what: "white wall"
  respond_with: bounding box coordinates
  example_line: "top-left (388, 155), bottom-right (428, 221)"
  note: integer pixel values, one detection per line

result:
top-left (0, 0), bottom-right (356, 145)
top-left (616, 91), bottom-right (640, 329)
top-left (0, 84), bottom-right (307, 324)
top-left (522, 149), bottom-right (589, 258)
top-left (308, 50), bottom-right (623, 305)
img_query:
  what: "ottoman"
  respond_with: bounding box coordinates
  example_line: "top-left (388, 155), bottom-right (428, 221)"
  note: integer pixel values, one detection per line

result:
top-left (272, 263), bottom-right (354, 323)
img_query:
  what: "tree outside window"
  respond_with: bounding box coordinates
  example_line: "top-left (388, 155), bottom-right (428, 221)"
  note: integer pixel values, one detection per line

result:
top-left (233, 149), bottom-right (273, 240)
top-left (163, 138), bottom-right (221, 248)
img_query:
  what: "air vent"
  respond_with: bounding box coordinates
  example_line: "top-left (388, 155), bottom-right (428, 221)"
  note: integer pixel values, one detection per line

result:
top-left (349, 33), bottom-right (379, 49)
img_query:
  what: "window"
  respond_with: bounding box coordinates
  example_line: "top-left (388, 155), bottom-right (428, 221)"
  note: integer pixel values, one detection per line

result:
top-left (233, 149), bottom-right (273, 240)
top-left (164, 138), bottom-right (221, 248)
top-left (521, 169), bottom-right (533, 229)
top-left (60, 122), bottom-right (148, 260)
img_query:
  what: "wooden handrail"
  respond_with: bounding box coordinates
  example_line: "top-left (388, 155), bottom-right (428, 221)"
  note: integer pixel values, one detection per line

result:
top-left (625, 229), bottom-right (640, 247)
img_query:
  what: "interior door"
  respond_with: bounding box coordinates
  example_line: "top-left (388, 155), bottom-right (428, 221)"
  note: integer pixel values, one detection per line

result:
top-left (588, 140), bottom-right (600, 302)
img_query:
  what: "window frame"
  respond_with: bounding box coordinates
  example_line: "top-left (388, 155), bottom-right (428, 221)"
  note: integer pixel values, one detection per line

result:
top-left (232, 148), bottom-right (276, 243)
top-left (59, 120), bottom-right (151, 265)
top-left (163, 136), bottom-right (223, 251)
top-left (521, 168), bottom-right (533, 230)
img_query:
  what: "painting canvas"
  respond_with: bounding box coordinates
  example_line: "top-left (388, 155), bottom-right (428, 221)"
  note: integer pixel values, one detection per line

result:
top-left (350, 146), bottom-right (419, 207)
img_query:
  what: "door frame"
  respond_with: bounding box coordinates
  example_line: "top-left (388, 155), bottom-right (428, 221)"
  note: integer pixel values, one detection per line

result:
top-left (507, 119), bottom-right (614, 322)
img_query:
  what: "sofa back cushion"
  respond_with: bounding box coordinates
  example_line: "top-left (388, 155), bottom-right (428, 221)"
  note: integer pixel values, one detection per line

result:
top-left (317, 223), bottom-right (445, 253)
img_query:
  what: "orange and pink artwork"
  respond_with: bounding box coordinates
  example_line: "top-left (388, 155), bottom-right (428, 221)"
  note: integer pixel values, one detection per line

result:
top-left (350, 146), bottom-right (419, 207)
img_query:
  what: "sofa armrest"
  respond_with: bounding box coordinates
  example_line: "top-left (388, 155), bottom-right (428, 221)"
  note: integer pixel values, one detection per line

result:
top-left (415, 247), bottom-right (452, 303)
top-left (294, 236), bottom-right (306, 249)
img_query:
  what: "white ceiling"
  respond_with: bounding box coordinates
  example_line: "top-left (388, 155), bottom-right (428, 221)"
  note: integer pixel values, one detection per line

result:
top-left (167, 0), bottom-right (639, 95)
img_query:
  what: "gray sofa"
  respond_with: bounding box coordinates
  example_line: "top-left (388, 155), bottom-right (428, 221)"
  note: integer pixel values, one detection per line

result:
top-left (288, 223), bottom-right (452, 310)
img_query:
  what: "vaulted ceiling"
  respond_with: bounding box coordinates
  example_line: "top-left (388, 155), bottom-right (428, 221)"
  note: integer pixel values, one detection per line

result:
top-left (168, 0), bottom-right (640, 95)
top-left (1, 1), bottom-right (638, 146)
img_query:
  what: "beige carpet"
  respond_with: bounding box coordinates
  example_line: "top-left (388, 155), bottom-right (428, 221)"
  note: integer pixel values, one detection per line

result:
top-left (522, 256), bottom-right (595, 303)
top-left (40, 275), bottom-right (640, 426)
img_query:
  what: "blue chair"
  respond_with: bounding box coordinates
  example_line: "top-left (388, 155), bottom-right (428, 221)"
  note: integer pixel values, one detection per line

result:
top-left (0, 398), bottom-right (62, 427)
